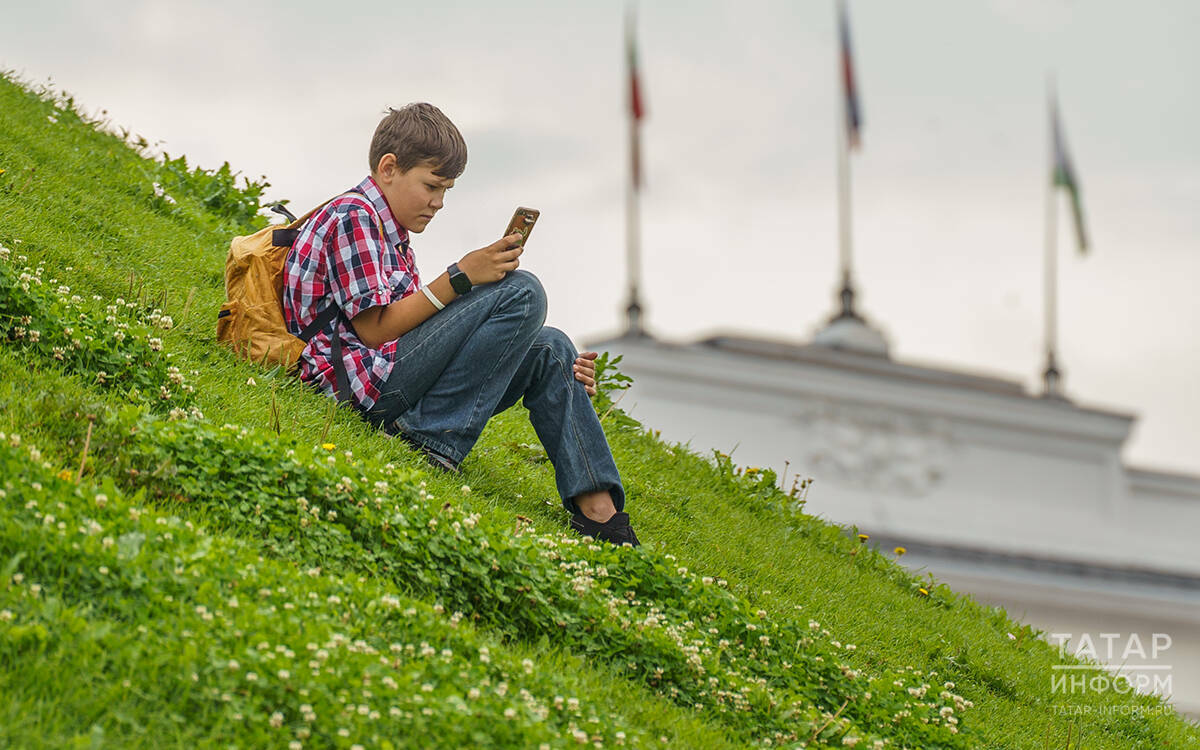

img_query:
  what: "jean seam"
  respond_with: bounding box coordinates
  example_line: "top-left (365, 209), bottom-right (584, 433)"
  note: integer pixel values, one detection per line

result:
top-left (390, 414), bottom-right (463, 463)
top-left (389, 284), bottom-right (532, 464)
top-left (390, 289), bottom-right (503, 408)
top-left (542, 341), bottom-right (600, 495)
top-left (460, 293), bottom-right (530, 445)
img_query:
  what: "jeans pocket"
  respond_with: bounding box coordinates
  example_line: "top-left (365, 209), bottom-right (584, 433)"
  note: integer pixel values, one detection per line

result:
top-left (366, 388), bottom-right (410, 426)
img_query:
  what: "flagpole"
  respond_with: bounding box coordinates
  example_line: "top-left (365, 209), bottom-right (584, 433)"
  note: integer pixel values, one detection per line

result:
top-left (1043, 79), bottom-right (1062, 398)
top-left (834, 0), bottom-right (858, 320)
top-left (626, 115), bottom-right (643, 336)
top-left (624, 6), bottom-right (645, 337)
top-left (837, 84), bottom-right (855, 317)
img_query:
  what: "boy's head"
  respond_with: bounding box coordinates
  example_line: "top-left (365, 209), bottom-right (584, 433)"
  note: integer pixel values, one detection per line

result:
top-left (369, 103), bottom-right (467, 233)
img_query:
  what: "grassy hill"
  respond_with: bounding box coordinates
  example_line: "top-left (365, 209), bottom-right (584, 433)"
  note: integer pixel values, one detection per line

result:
top-left (1, 72), bottom-right (1196, 749)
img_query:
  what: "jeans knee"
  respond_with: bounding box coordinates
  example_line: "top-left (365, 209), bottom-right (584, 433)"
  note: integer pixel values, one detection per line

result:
top-left (538, 326), bottom-right (577, 360)
top-left (504, 270), bottom-right (547, 327)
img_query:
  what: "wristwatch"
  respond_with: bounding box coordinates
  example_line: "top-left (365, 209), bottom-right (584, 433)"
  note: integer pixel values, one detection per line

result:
top-left (447, 263), bottom-right (473, 295)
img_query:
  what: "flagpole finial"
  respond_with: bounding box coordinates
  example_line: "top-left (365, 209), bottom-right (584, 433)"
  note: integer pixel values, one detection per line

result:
top-left (624, 295), bottom-right (645, 338)
top-left (1041, 352), bottom-right (1069, 400)
top-left (836, 270), bottom-right (861, 322)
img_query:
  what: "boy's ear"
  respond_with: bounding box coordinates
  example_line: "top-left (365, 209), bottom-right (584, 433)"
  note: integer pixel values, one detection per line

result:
top-left (374, 152), bottom-right (398, 180)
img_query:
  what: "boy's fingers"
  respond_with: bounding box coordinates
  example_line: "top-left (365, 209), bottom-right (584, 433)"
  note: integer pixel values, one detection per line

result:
top-left (578, 351), bottom-right (599, 361)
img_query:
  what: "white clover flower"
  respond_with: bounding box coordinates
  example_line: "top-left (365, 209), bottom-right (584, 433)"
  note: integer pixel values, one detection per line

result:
top-left (269, 711), bottom-right (284, 728)
top-left (0, 610), bottom-right (13, 622)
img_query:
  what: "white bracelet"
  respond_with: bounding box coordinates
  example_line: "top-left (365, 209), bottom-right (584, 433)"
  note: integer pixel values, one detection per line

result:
top-left (420, 285), bottom-right (445, 311)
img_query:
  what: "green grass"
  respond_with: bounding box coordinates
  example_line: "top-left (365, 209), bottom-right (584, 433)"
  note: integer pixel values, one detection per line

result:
top-left (1, 71), bottom-right (1198, 749)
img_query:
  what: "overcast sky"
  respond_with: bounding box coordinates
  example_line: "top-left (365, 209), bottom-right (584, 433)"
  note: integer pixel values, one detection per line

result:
top-left (3, 0), bottom-right (1198, 475)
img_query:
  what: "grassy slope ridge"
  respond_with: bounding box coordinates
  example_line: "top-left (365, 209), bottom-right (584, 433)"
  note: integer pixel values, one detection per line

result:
top-left (0, 74), bottom-right (1196, 749)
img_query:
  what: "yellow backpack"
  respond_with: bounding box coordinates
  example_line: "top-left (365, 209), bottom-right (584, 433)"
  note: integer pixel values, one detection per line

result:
top-left (216, 193), bottom-right (381, 401)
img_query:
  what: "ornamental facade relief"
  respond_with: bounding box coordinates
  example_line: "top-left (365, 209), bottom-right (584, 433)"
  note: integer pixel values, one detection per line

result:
top-left (795, 399), bottom-right (954, 497)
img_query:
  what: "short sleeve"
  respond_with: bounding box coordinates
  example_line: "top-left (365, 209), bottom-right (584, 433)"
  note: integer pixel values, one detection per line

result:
top-left (324, 203), bottom-right (393, 320)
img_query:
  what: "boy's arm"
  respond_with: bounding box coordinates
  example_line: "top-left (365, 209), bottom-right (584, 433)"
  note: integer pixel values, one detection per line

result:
top-left (350, 233), bottom-right (525, 349)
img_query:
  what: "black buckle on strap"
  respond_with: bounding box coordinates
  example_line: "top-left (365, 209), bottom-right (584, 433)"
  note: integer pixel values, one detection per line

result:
top-left (272, 228), bottom-right (300, 247)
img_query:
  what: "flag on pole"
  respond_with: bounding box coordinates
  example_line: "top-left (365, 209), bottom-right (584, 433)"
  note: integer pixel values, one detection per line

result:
top-left (1052, 99), bottom-right (1088, 253)
top-left (626, 8), bottom-right (646, 187)
top-left (838, 0), bottom-right (862, 150)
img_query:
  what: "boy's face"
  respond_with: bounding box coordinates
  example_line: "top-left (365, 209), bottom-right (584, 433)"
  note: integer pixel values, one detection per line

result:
top-left (373, 155), bottom-right (455, 234)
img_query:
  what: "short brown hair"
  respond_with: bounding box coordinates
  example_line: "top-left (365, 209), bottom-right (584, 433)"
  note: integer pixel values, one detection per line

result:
top-left (368, 103), bottom-right (467, 179)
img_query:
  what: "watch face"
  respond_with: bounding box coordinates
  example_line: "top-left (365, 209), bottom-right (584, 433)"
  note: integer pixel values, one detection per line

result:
top-left (449, 266), bottom-right (472, 294)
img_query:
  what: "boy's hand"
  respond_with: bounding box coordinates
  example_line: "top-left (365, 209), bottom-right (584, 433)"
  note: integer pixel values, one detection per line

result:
top-left (573, 351), bottom-right (599, 397)
top-left (457, 234), bottom-right (524, 285)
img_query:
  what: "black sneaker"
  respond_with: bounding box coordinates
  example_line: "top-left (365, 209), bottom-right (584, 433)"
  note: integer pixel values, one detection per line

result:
top-left (569, 511), bottom-right (640, 547)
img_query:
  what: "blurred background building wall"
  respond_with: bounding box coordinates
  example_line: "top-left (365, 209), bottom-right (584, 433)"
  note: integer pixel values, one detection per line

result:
top-left (591, 316), bottom-right (1200, 720)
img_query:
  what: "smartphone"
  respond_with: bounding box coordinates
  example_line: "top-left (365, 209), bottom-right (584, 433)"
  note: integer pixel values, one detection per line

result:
top-left (504, 207), bottom-right (540, 248)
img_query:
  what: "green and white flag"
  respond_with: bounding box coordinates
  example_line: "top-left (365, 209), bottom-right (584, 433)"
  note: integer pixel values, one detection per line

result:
top-left (1052, 99), bottom-right (1089, 253)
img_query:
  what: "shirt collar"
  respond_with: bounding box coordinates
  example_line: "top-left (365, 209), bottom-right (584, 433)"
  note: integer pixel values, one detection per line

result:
top-left (355, 175), bottom-right (410, 252)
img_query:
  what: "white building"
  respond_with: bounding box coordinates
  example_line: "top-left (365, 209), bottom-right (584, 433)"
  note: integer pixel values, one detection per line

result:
top-left (591, 310), bottom-right (1200, 719)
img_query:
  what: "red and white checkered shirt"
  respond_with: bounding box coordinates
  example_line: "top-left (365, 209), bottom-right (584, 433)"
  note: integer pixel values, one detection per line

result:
top-left (283, 176), bottom-right (420, 411)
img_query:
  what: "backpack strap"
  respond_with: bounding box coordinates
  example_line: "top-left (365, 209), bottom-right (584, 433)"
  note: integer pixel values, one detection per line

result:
top-left (272, 191), bottom-right (386, 248)
top-left (292, 192), bottom-right (386, 406)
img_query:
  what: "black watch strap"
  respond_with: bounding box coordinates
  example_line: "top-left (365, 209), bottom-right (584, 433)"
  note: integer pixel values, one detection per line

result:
top-left (448, 263), bottom-right (473, 295)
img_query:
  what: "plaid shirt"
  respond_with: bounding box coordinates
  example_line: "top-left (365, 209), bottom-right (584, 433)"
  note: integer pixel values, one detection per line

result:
top-left (283, 176), bottom-right (419, 411)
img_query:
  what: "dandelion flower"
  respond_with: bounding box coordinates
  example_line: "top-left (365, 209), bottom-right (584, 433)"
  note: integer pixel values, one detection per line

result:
top-left (857, 533), bottom-right (869, 543)
top-left (322, 443), bottom-right (335, 451)
top-left (918, 588), bottom-right (929, 596)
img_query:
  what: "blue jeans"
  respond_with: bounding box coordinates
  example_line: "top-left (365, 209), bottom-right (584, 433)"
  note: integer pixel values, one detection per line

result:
top-left (362, 270), bottom-right (625, 513)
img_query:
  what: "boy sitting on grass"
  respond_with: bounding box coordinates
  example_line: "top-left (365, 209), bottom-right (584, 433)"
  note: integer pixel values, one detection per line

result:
top-left (282, 103), bottom-right (638, 546)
